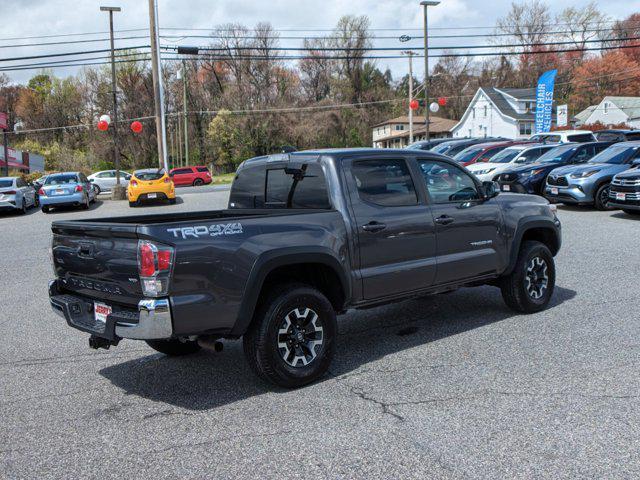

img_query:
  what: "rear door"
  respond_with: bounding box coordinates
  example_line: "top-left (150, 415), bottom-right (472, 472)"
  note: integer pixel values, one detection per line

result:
top-left (343, 156), bottom-right (437, 300)
top-left (415, 158), bottom-right (505, 285)
top-left (171, 167), bottom-right (194, 186)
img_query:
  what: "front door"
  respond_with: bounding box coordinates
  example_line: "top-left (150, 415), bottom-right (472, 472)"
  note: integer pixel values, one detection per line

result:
top-left (344, 157), bottom-right (437, 300)
top-left (415, 158), bottom-right (505, 285)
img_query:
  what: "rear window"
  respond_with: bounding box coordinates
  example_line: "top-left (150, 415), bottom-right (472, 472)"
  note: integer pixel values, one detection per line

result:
top-left (351, 159), bottom-right (417, 207)
top-left (135, 170), bottom-right (164, 181)
top-left (0, 179), bottom-right (14, 188)
top-left (595, 132), bottom-right (620, 142)
top-left (196, 167), bottom-right (210, 173)
top-left (172, 168), bottom-right (193, 175)
top-left (567, 134), bottom-right (594, 142)
top-left (45, 174), bottom-right (78, 185)
top-left (229, 162), bottom-right (330, 209)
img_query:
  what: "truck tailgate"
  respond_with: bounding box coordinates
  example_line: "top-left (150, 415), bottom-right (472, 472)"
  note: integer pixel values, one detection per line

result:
top-left (51, 221), bottom-right (142, 306)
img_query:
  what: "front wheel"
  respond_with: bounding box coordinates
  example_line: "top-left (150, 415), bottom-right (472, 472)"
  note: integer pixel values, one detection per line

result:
top-left (128, 201), bottom-right (138, 208)
top-left (594, 183), bottom-right (613, 211)
top-left (500, 241), bottom-right (555, 313)
top-left (243, 284), bottom-right (337, 388)
top-left (168, 198), bottom-right (176, 205)
top-left (146, 339), bottom-right (201, 356)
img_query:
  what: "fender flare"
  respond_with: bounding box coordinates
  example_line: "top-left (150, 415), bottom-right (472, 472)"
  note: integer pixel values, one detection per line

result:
top-left (230, 247), bottom-right (350, 336)
top-left (505, 216), bottom-right (561, 275)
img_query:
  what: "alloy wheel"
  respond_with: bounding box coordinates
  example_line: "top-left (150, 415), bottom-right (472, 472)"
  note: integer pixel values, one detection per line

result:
top-left (277, 308), bottom-right (324, 367)
top-left (525, 256), bottom-right (549, 300)
top-left (599, 186), bottom-right (610, 208)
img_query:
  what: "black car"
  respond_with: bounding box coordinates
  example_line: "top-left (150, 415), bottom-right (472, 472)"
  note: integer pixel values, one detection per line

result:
top-left (49, 148), bottom-right (561, 387)
top-left (609, 167), bottom-right (640, 215)
top-left (497, 142), bottom-right (612, 195)
top-left (431, 137), bottom-right (508, 157)
top-left (406, 138), bottom-right (456, 151)
top-left (595, 129), bottom-right (640, 142)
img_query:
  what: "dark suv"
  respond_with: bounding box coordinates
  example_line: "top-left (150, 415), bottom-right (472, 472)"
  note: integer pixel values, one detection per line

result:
top-left (595, 130), bottom-right (640, 142)
top-left (497, 142), bottom-right (612, 195)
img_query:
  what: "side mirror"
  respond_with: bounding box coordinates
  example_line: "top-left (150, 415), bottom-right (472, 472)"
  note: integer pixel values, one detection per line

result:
top-left (89, 178), bottom-right (94, 182)
top-left (482, 181), bottom-right (500, 199)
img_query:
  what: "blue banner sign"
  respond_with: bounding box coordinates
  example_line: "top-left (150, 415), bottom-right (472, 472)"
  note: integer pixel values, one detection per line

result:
top-left (535, 69), bottom-right (557, 133)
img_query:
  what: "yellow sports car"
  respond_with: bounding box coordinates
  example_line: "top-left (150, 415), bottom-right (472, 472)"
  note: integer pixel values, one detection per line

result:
top-left (128, 168), bottom-right (176, 207)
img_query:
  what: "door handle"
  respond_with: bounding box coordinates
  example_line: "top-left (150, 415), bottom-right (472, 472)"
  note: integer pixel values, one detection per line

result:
top-left (362, 221), bottom-right (386, 233)
top-left (435, 215), bottom-right (454, 225)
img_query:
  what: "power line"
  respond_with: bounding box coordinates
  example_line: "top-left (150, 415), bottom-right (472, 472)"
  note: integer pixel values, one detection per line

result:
top-left (0, 46), bottom-right (150, 63)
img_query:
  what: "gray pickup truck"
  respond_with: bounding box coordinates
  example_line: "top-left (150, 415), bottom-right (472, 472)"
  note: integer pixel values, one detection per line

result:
top-left (49, 149), bottom-right (561, 387)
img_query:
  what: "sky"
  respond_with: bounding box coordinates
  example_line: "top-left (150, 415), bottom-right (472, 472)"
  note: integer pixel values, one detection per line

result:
top-left (2, 0), bottom-right (640, 84)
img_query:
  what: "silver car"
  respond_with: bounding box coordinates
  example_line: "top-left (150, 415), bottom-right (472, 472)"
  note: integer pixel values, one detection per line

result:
top-left (87, 170), bottom-right (131, 194)
top-left (0, 176), bottom-right (38, 214)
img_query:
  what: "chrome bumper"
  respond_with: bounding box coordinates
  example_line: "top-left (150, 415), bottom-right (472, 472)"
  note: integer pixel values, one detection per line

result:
top-left (115, 299), bottom-right (173, 339)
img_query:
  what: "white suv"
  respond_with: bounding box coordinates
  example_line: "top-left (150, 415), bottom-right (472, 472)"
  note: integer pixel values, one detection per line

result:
top-left (466, 144), bottom-right (559, 181)
top-left (529, 130), bottom-right (595, 143)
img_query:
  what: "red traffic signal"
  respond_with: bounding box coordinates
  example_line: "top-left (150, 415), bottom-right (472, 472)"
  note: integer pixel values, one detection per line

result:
top-left (130, 121), bottom-right (143, 133)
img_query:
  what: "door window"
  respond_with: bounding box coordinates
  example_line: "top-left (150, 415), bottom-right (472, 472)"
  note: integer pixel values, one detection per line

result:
top-left (417, 160), bottom-right (480, 204)
top-left (265, 164), bottom-right (330, 208)
top-left (351, 159), bottom-right (417, 207)
top-left (172, 168), bottom-right (192, 175)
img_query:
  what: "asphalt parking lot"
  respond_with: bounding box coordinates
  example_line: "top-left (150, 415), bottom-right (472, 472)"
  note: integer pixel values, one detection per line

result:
top-left (1, 189), bottom-right (639, 479)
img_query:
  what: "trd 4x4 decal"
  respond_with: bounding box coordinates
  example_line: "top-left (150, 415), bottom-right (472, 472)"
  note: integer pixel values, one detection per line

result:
top-left (167, 223), bottom-right (243, 239)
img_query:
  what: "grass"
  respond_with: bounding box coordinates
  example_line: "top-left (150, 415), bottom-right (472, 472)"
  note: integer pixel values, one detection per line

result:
top-left (210, 172), bottom-right (235, 184)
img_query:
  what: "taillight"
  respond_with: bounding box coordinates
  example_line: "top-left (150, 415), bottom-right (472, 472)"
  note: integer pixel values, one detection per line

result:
top-left (137, 240), bottom-right (174, 297)
top-left (130, 179), bottom-right (138, 186)
top-left (38, 188), bottom-right (45, 195)
top-left (75, 185), bottom-right (83, 192)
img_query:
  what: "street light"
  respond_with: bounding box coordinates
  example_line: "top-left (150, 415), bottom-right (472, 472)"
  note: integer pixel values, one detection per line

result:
top-left (100, 6), bottom-right (125, 199)
top-left (420, 0), bottom-right (440, 142)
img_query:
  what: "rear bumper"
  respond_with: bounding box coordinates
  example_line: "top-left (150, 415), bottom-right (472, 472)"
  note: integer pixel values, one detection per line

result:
top-left (49, 280), bottom-right (173, 340)
top-left (41, 192), bottom-right (85, 206)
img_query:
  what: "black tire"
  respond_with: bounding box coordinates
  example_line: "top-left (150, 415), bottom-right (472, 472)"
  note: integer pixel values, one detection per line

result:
top-left (128, 201), bottom-right (137, 208)
top-left (594, 183), bottom-right (613, 211)
top-left (146, 339), bottom-right (201, 356)
top-left (168, 198), bottom-right (176, 205)
top-left (243, 283), bottom-right (337, 388)
top-left (93, 184), bottom-right (101, 195)
top-left (500, 240), bottom-right (555, 313)
top-left (41, 206), bottom-right (50, 213)
top-left (622, 209), bottom-right (640, 216)
top-left (193, 178), bottom-right (204, 187)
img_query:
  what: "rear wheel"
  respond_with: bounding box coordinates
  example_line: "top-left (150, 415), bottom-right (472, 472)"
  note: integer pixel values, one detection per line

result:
top-left (243, 283), bottom-right (336, 388)
top-left (594, 183), bottom-right (613, 211)
top-left (500, 240), bottom-right (555, 313)
top-left (193, 178), bottom-right (204, 187)
top-left (168, 198), bottom-right (176, 205)
top-left (93, 184), bottom-right (101, 195)
top-left (146, 339), bottom-right (201, 356)
top-left (128, 200), bottom-right (138, 208)
top-left (41, 205), bottom-right (50, 213)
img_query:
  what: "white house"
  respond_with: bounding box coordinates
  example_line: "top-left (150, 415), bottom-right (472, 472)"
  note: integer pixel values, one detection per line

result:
top-left (451, 87), bottom-right (553, 140)
top-left (574, 97), bottom-right (640, 128)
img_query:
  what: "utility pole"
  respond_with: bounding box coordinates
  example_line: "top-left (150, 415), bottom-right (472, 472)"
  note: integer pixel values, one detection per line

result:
top-left (148, 0), bottom-right (169, 171)
top-left (100, 6), bottom-right (125, 199)
top-left (181, 60), bottom-right (189, 165)
top-left (402, 51), bottom-right (415, 144)
top-left (1, 112), bottom-right (8, 176)
top-left (420, 1), bottom-right (440, 142)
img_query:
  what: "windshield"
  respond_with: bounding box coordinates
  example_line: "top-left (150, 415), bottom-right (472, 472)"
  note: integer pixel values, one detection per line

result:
top-left (588, 146), bottom-right (637, 165)
top-left (431, 143), bottom-right (456, 154)
top-left (45, 174), bottom-right (78, 185)
top-left (536, 147), bottom-right (576, 163)
top-left (487, 148), bottom-right (523, 164)
top-left (135, 169), bottom-right (164, 181)
top-left (0, 179), bottom-right (14, 188)
top-left (453, 146), bottom-right (485, 163)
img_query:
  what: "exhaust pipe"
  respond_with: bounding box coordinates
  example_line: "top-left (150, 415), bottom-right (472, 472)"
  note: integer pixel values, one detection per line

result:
top-left (197, 336), bottom-right (224, 352)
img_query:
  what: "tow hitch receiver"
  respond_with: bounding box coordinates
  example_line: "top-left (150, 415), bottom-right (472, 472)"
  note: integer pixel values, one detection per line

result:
top-left (89, 335), bottom-right (119, 350)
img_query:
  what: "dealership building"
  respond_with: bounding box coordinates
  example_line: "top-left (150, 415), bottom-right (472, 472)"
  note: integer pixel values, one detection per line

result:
top-left (0, 147), bottom-right (45, 173)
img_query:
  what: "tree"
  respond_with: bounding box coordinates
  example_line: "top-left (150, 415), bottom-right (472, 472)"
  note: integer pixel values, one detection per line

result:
top-left (206, 109), bottom-right (247, 171)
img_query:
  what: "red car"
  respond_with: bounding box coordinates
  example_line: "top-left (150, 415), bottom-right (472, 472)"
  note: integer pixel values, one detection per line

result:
top-left (452, 141), bottom-right (534, 167)
top-left (169, 166), bottom-right (212, 187)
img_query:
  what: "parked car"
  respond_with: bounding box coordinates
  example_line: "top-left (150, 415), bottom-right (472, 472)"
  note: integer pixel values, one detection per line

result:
top-left (87, 170), bottom-right (131, 194)
top-left (169, 166), bottom-right (212, 187)
top-left (0, 176), bottom-right (38, 214)
top-left (497, 142), bottom-right (612, 195)
top-left (431, 137), bottom-right (507, 157)
top-left (467, 144), bottom-right (558, 182)
top-left (128, 168), bottom-right (176, 207)
top-left (39, 172), bottom-right (96, 213)
top-left (594, 129), bottom-right (640, 142)
top-left (406, 138), bottom-right (456, 151)
top-left (452, 141), bottom-right (531, 167)
top-left (608, 167), bottom-right (640, 215)
top-left (544, 141), bottom-right (640, 210)
top-left (48, 148), bottom-right (561, 388)
top-left (529, 130), bottom-right (596, 143)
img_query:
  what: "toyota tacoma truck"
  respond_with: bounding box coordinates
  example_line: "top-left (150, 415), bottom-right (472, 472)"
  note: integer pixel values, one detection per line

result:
top-left (49, 149), bottom-right (561, 388)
